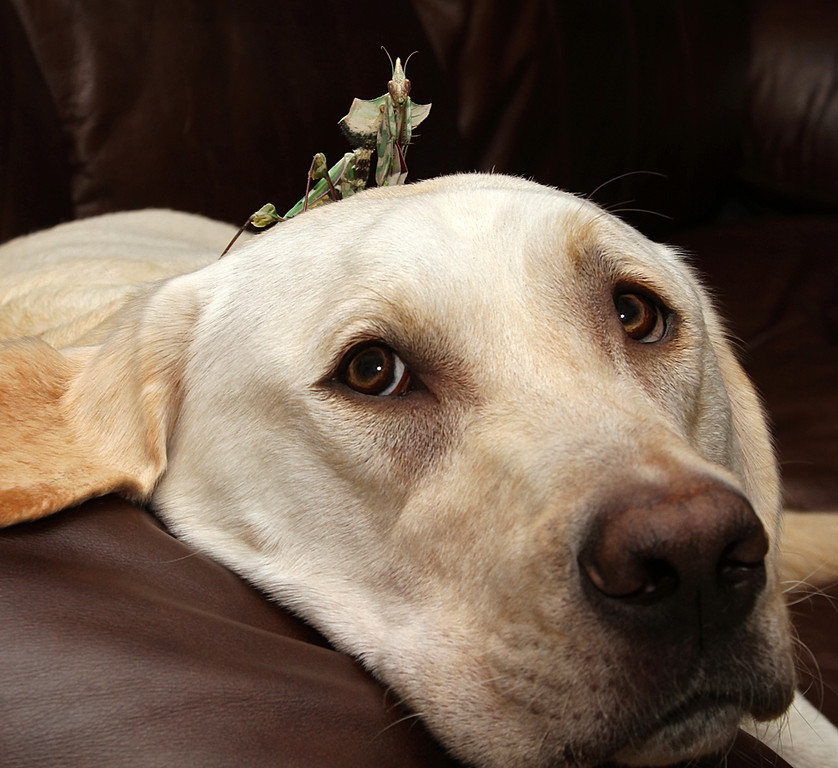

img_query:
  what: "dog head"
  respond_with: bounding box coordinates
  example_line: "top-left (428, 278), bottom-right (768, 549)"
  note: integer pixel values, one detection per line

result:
top-left (0, 175), bottom-right (795, 766)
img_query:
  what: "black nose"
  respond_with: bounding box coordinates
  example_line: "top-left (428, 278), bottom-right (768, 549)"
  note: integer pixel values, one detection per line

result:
top-left (578, 479), bottom-right (768, 639)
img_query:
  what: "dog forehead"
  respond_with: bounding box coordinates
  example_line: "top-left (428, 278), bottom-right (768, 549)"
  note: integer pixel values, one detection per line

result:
top-left (209, 175), bottom-right (694, 364)
top-left (223, 174), bottom-right (665, 292)
top-left (327, 176), bottom-right (685, 295)
top-left (301, 178), bottom-right (610, 293)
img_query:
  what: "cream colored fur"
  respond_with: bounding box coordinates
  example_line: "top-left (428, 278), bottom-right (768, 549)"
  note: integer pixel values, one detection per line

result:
top-left (0, 175), bottom-right (836, 767)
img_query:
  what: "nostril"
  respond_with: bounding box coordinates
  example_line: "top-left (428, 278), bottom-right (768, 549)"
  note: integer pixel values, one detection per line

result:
top-left (721, 522), bottom-right (769, 568)
top-left (632, 559), bottom-right (679, 604)
top-left (718, 527), bottom-right (768, 593)
top-left (581, 554), bottom-right (679, 604)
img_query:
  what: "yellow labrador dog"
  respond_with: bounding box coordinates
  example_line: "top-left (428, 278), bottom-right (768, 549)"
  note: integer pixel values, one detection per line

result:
top-left (1, 174), bottom-right (837, 767)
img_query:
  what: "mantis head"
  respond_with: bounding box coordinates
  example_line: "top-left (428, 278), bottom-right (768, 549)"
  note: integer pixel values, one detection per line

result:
top-left (384, 48), bottom-right (415, 106)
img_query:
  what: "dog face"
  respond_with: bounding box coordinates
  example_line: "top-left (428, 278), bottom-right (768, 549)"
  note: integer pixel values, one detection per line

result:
top-left (0, 175), bottom-right (794, 767)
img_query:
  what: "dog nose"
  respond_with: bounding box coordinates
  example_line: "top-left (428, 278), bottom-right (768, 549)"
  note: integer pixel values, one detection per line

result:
top-left (578, 480), bottom-right (768, 636)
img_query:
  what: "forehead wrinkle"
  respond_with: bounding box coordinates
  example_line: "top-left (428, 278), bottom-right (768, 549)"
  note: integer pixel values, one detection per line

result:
top-left (533, 201), bottom-right (701, 309)
top-left (519, 201), bottom-right (708, 367)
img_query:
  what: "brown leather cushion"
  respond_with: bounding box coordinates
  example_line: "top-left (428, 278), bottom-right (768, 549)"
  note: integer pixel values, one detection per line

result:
top-left (1, 496), bottom-right (796, 768)
top-left (1, 497), bottom-right (459, 768)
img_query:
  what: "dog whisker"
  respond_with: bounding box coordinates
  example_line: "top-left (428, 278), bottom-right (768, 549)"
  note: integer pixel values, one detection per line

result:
top-left (788, 625), bottom-right (827, 712)
top-left (607, 206), bottom-right (673, 221)
top-left (586, 170), bottom-right (668, 202)
top-left (155, 551), bottom-right (202, 565)
top-left (373, 710), bottom-right (426, 739)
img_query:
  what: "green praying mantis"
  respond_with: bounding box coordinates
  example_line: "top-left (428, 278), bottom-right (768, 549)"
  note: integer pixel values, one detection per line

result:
top-left (340, 50), bottom-right (432, 187)
top-left (220, 50), bottom-right (431, 257)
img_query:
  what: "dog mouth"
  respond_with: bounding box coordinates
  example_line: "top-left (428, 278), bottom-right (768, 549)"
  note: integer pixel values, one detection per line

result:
top-left (602, 685), bottom-right (793, 768)
top-left (479, 626), bottom-right (795, 768)
top-left (582, 621), bottom-right (796, 767)
top-left (605, 688), bottom-right (782, 767)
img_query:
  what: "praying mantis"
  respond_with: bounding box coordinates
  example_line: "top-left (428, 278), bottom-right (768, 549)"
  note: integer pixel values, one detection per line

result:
top-left (220, 50), bottom-right (431, 257)
top-left (340, 51), bottom-right (432, 186)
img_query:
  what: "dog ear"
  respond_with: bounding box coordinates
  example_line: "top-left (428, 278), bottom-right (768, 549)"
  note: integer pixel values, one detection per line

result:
top-left (0, 280), bottom-right (197, 527)
top-left (706, 316), bottom-right (782, 525)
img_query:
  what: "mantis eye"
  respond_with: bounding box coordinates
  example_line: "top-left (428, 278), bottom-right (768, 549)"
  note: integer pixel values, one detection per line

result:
top-left (338, 343), bottom-right (411, 396)
top-left (614, 292), bottom-right (668, 343)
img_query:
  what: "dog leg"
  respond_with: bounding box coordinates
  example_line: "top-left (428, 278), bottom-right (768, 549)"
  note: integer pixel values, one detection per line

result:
top-left (780, 511), bottom-right (838, 588)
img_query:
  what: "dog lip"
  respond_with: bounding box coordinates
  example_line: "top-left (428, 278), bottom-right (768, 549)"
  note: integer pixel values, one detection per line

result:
top-left (604, 666), bottom-right (795, 766)
top-left (655, 691), bottom-right (740, 726)
top-left (607, 692), bottom-right (742, 766)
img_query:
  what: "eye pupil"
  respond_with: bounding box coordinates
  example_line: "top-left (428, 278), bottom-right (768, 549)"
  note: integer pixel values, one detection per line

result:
top-left (349, 347), bottom-right (391, 391)
top-left (340, 343), bottom-right (411, 396)
top-left (615, 292), bottom-right (666, 343)
top-left (617, 295), bottom-right (642, 327)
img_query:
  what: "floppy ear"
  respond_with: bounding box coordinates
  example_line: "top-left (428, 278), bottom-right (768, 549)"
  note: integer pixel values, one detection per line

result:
top-left (0, 280), bottom-right (198, 527)
top-left (711, 336), bottom-right (781, 519)
top-left (702, 307), bottom-right (784, 555)
top-left (687, 293), bottom-right (838, 587)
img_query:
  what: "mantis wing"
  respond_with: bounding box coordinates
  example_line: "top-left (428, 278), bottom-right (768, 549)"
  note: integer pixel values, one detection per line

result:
top-left (407, 101), bottom-right (432, 129)
top-left (339, 96), bottom-right (387, 143)
top-left (341, 94), bottom-right (401, 186)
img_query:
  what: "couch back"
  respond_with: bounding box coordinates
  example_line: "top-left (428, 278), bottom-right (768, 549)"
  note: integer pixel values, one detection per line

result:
top-left (2, 0), bottom-right (837, 243)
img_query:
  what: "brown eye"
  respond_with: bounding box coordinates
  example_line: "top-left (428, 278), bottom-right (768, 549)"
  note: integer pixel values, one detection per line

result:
top-left (339, 343), bottom-right (411, 396)
top-left (615, 293), bottom-right (667, 343)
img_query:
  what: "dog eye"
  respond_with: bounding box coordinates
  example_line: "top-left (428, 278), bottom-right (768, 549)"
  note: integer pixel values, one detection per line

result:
top-left (614, 292), bottom-right (667, 343)
top-left (338, 343), bottom-right (412, 396)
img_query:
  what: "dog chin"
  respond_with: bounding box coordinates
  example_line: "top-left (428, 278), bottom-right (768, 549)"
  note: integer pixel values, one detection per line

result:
top-left (610, 701), bottom-right (740, 767)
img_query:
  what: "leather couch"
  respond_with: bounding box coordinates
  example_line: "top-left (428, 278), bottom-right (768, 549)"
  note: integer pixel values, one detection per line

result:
top-left (2, 1), bottom-right (836, 766)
